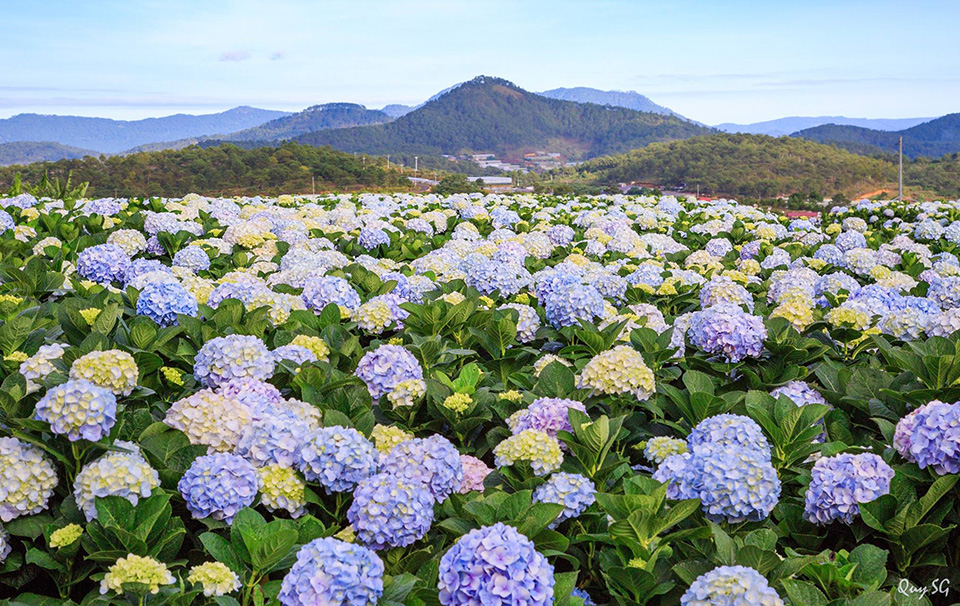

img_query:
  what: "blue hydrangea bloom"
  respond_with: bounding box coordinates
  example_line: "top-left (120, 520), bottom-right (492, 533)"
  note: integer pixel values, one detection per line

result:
top-left (298, 426), bottom-right (378, 493)
top-left (687, 303), bottom-right (766, 362)
top-left (466, 259), bottom-right (533, 297)
top-left (354, 344), bottom-right (423, 400)
top-left (77, 243), bottom-right (131, 285)
top-left (571, 588), bottom-right (597, 606)
top-left (279, 537), bottom-right (384, 606)
top-left (0, 211), bottom-right (13, 233)
top-left (271, 344), bottom-right (317, 366)
top-left (626, 264), bottom-right (666, 289)
top-left (172, 245), bottom-right (211, 273)
top-left (804, 453), bottom-right (894, 525)
top-left (894, 400), bottom-right (960, 474)
top-left (358, 227), bottom-right (390, 250)
top-left (207, 281), bottom-right (264, 308)
top-left (124, 259), bottom-right (173, 285)
top-left (532, 472), bottom-right (596, 528)
top-left (699, 277), bottom-right (754, 311)
top-left (301, 275), bottom-right (362, 312)
top-left (687, 443), bottom-right (781, 523)
top-left (534, 269), bottom-right (581, 301)
top-left (178, 453), bottom-right (258, 523)
top-left (194, 335), bottom-right (275, 387)
top-left (681, 566), bottom-right (784, 606)
top-left (235, 416), bottom-right (313, 468)
top-left (507, 397), bottom-right (587, 441)
top-left (544, 282), bottom-right (605, 328)
top-left (347, 473), bottom-right (435, 550)
top-left (379, 435), bottom-right (463, 502)
top-left (688, 414), bottom-right (771, 459)
top-left (35, 379), bottom-right (117, 441)
top-left (136, 281), bottom-right (198, 326)
top-left (439, 523), bottom-right (554, 606)
top-left (546, 225), bottom-right (575, 247)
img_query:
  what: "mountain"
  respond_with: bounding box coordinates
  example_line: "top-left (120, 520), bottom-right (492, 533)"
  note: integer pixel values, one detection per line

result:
top-left (794, 114), bottom-right (960, 159)
top-left (219, 103), bottom-right (393, 142)
top-left (0, 106), bottom-right (291, 154)
top-left (0, 141), bottom-right (98, 166)
top-left (579, 133), bottom-right (899, 198)
top-left (380, 104), bottom-right (416, 118)
top-left (295, 76), bottom-right (713, 160)
top-left (536, 87), bottom-right (683, 118)
top-left (717, 116), bottom-right (934, 137)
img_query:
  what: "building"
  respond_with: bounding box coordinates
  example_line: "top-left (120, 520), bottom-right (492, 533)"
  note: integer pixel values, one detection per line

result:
top-left (468, 176), bottom-right (514, 191)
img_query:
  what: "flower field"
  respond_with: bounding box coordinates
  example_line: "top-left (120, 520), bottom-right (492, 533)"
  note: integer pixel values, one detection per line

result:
top-left (2, 191), bottom-right (960, 606)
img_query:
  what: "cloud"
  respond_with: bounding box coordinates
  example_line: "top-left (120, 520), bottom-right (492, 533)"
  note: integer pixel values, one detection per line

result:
top-left (218, 50), bottom-right (251, 62)
top-left (270, 51), bottom-right (285, 61)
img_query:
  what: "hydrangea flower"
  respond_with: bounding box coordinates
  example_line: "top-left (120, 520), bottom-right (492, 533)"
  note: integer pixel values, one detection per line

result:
top-left (681, 566), bottom-right (784, 606)
top-left (173, 245), bottom-right (212, 273)
top-left (0, 524), bottom-right (10, 564)
top-left (804, 453), bottom-right (894, 525)
top-left (688, 414), bottom-right (771, 459)
top-left (136, 281), bottom-right (198, 326)
top-left (77, 243), bottom-right (131, 285)
top-left (257, 464), bottom-right (307, 518)
top-left (494, 430), bottom-right (564, 476)
top-left (439, 523), bottom-right (554, 606)
top-left (348, 473), bottom-right (436, 550)
top-left (358, 226), bottom-right (390, 249)
top-left (578, 345), bottom-right (655, 400)
top-left (0, 436), bottom-right (58, 521)
top-left (188, 561), bottom-right (242, 597)
top-left (893, 400), bottom-right (960, 474)
top-left (35, 379), bottom-right (117, 441)
top-left (379, 435), bottom-right (463, 502)
top-left (544, 282), bottom-right (604, 328)
top-left (73, 441), bottom-right (160, 521)
top-left (178, 453), bottom-right (259, 523)
top-left (100, 554), bottom-right (175, 596)
top-left (279, 537), bottom-right (384, 606)
top-left (49, 524), bottom-right (83, 548)
top-left (70, 349), bottom-right (139, 396)
top-left (507, 397), bottom-right (587, 441)
top-left (354, 344), bottom-right (423, 400)
top-left (19, 343), bottom-right (65, 391)
top-left (272, 343), bottom-right (317, 366)
top-left (459, 454), bottom-right (492, 493)
top-left (502, 303), bottom-right (541, 342)
top-left (371, 424), bottom-right (413, 454)
top-left (532, 472), bottom-right (596, 528)
top-left (687, 303), bottom-right (767, 363)
top-left (298, 426), bottom-right (378, 493)
top-left (164, 389), bottom-right (251, 452)
top-left (644, 436), bottom-right (688, 465)
top-left (302, 275), bottom-right (362, 312)
top-left (194, 334), bottom-right (275, 387)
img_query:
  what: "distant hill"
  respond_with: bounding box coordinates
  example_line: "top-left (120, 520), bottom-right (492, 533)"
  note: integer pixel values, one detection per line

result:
top-left (718, 116), bottom-right (934, 137)
top-left (536, 87), bottom-right (684, 118)
top-left (0, 106), bottom-right (291, 154)
top-left (295, 76), bottom-right (713, 160)
top-left (0, 141), bottom-right (98, 166)
top-left (794, 114), bottom-right (960, 159)
top-left (381, 104), bottom-right (416, 118)
top-left (220, 103), bottom-right (393, 142)
top-left (579, 133), bottom-right (899, 198)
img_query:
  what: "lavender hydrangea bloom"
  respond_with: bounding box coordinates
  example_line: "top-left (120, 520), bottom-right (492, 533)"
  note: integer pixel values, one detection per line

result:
top-left (279, 537), bottom-right (384, 606)
top-left (689, 444), bottom-right (781, 523)
top-left (178, 453), bottom-right (258, 523)
top-left (194, 335), bottom-right (275, 387)
top-left (271, 344), bottom-right (317, 366)
top-left (507, 397), bottom-right (587, 440)
top-left (347, 473), bottom-right (435, 550)
top-left (688, 414), bottom-right (771, 459)
top-left (532, 472), bottom-right (596, 528)
top-left (893, 400), bottom-right (960, 474)
top-left (354, 344), bottom-right (423, 400)
top-left (466, 259), bottom-right (533, 297)
top-left (35, 379), bottom-right (117, 441)
top-left (216, 378), bottom-right (284, 413)
top-left (207, 282), bottom-right (264, 308)
top-left (544, 282), bottom-right (605, 328)
top-left (687, 303), bottom-right (766, 363)
top-left (0, 211), bottom-right (13, 233)
top-left (438, 523), bottom-right (554, 606)
top-left (77, 243), bottom-right (131, 285)
top-left (379, 435), bottom-right (463, 502)
top-left (235, 416), bottom-right (313, 468)
top-left (298, 426), bottom-right (378, 493)
top-left (804, 453), bottom-right (894, 525)
top-left (136, 281), bottom-right (198, 326)
top-left (172, 246), bottom-right (211, 273)
top-left (358, 226), bottom-right (390, 250)
top-left (302, 275), bottom-right (362, 312)
top-left (546, 224), bottom-right (575, 246)
top-left (681, 566), bottom-right (784, 606)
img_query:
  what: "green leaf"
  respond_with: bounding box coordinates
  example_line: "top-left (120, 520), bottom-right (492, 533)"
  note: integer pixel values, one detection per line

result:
top-left (781, 579), bottom-right (829, 606)
top-left (200, 532), bottom-right (244, 576)
top-left (252, 528), bottom-right (298, 571)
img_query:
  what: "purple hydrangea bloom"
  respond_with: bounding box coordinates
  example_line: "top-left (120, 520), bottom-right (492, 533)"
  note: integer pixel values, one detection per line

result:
top-left (894, 400), bottom-right (960, 474)
top-left (687, 303), bottom-right (766, 363)
top-left (379, 435), bottom-right (463, 502)
top-left (681, 566), bottom-right (784, 606)
top-left (688, 414), bottom-right (770, 459)
top-left (279, 537), bottom-right (383, 606)
top-left (358, 227), bottom-right (390, 250)
top-left (77, 243), bottom-right (131, 285)
top-left (194, 335), bottom-right (275, 387)
top-left (298, 426), bottom-right (378, 493)
top-left (172, 246), bottom-right (211, 273)
top-left (507, 397), bottom-right (587, 441)
top-left (178, 453), bottom-right (258, 523)
top-left (35, 379), bottom-right (117, 442)
top-left (532, 472), bottom-right (596, 528)
top-left (136, 281), bottom-right (198, 326)
top-left (688, 443), bottom-right (780, 523)
top-left (803, 453), bottom-right (894, 525)
top-left (216, 378), bottom-right (284, 414)
top-left (546, 225), bottom-right (575, 247)
top-left (438, 523), bottom-right (554, 606)
top-left (302, 275), bottom-right (362, 312)
top-left (347, 473), bottom-right (435, 550)
top-left (354, 344), bottom-right (423, 400)
top-left (544, 282), bottom-right (605, 328)
top-left (235, 415), bottom-right (313, 468)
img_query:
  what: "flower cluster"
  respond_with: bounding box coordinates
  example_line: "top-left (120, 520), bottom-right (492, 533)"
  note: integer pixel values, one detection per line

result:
top-left (347, 473), bottom-right (436, 550)
top-left (298, 426), bottom-right (379, 493)
top-left (35, 379), bottom-right (117, 441)
top-left (136, 281), bottom-right (199, 326)
top-left (193, 334), bottom-right (275, 387)
top-left (507, 397), bottom-right (586, 441)
top-left (354, 344), bottom-right (423, 400)
top-left (70, 349), bottom-right (139, 396)
top-left (77, 243), bottom-right (131, 285)
top-left (532, 472), bottom-right (596, 528)
top-left (74, 441), bottom-right (161, 521)
top-left (494, 430), bottom-right (564, 476)
top-left (187, 561), bottom-right (242, 597)
top-left (100, 554), bottom-right (175, 596)
top-left (578, 345), bottom-right (655, 399)
top-left (164, 389), bottom-right (251, 452)
top-left (0, 437), bottom-right (58, 521)
top-left (893, 400), bottom-right (960, 474)
top-left (687, 303), bottom-right (767, 362)
top-left (379, 435), bottom-right (463, 502)
top-left (804, 453), bottom-right (894, 525)
top-left (644, 436), bottom-right (688, 465)
top-left (681, 566), bottom-right (784, 606)
top-left (49, 524), bottom-right (83, 548)
top-left (257, 464), bottom-right (307, 518)
top-left (178, 453), bottom-right (259, 523)
top-left (279, 538), bottom-right (384, 606)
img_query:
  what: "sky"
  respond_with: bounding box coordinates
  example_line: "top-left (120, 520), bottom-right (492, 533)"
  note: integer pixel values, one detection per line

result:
top-left (2, 0), bottom-right (958, 125)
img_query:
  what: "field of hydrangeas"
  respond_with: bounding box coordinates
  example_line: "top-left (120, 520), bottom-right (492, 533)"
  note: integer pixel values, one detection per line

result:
top-left (2, 190), bottom-right (960, 606)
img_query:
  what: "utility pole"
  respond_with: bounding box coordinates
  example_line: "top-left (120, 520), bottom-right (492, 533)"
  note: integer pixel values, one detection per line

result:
top-left (697, 184), bottom-right (700, 199)
top-left (386, 155), bottom-right (390, 168)
top-left (898, 136), bottom-right (903, 202)
top-left (312, 175), bottom-right (315, 196)
top-left (414, 156), bottom-right (418, 175)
